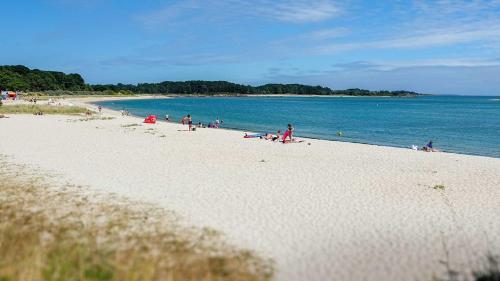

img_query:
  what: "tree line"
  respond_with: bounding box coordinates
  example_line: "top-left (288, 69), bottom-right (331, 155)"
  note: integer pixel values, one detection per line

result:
top-left (1, 65), bottom-right (420, 96)
top-left (0, 65), bottom-right (87, 91)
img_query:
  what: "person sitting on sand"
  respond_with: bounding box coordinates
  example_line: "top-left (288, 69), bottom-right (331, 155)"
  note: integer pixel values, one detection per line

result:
top-left (282, 124), bottom-right (294, 143)
top-left (423, 140), bottom-right (439, 152)
top-left (260, 133), bottom-right (273, 140)
top-left (272, 130), bottom-right (281, 142)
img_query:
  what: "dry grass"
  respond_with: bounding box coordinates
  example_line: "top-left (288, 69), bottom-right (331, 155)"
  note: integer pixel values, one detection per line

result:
top-left (67, 116), bottom-right (115, 122)
top-left (0, 104), bottom-right (88, 115)
top-left (121, 123), bottom-right (141, 128)
top-left (0, 158), bottom-right (273, 281)
top-left (433, 184), bottom-right (446, 190)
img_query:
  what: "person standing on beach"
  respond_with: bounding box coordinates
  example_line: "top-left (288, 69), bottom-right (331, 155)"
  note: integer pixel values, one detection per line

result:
top-left (165, 114), bottom-right (169, 121)
top-left (98, 106), bottom-right (102, 114)
top-left (187, 114), bottom-right (193, 131)
top-left (282, 124), bottom-right (294, 143)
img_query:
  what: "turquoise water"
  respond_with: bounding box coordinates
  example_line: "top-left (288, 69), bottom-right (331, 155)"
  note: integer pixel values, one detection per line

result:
top-left (96, 96), bottom-right (500, 158)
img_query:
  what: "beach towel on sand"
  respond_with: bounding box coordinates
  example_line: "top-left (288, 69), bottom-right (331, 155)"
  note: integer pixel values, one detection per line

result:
top-left (244, 133), bottom-right (264, 138)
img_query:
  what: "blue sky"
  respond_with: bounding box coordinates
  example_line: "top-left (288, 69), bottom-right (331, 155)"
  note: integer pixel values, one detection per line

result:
top-left (1, 0), bottom-right (500, 95)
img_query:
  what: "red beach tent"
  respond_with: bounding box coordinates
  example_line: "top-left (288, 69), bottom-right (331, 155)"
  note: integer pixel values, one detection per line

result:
top-left (144, 115), bottom-right (157, 124)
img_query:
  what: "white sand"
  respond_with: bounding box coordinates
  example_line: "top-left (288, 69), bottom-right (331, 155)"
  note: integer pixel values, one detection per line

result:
top-left (1, 97), bottom-right (499, 281)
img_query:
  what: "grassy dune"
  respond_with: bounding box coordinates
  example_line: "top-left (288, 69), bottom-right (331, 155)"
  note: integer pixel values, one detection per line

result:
top-left (0, 104), bottom-right (88, 115)
top-left (0, 159), bottom-right (273, 281)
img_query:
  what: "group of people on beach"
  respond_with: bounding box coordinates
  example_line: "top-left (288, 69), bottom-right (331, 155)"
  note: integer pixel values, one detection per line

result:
top-left (246, 123), bottom-right (295, 144)
top-left (175, 114), bottom-right (224, 131)
top-left (180, 114), bottom-right (193, 131)
top-left (127, 108), bottom-right (440, 151)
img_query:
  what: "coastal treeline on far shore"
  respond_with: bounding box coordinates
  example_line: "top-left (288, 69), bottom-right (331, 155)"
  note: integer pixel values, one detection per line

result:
top-left (0, 65), bottom-right (87, 91)
top-left (0, 65), bottom-right (421, 97)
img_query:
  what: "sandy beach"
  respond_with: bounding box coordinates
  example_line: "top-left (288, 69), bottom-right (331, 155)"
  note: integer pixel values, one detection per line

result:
top-left (1, 97), bottom-right (499, 281)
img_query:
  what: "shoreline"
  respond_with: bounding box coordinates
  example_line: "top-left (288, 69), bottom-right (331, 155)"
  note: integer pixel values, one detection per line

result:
top-left (84, 96), bottom-right (498, 160)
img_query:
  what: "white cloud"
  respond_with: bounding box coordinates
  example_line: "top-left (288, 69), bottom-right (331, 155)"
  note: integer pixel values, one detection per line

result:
top-left (134, 1), bottom-right (200, 27)
top-left (135, 0), bottom-right (342, 27)
top-left (265, 62), bottom-right (500, 95)
top-left (314, 21), bottom-right (500, 53)
top-left (331, 58), bottom-right (500, 72)
top-left (305, 28), bottom-right (349, 40)
top-left (101, 53), bottom-right (244, 67)
top-left (256, 0), bottom-right (341, 23)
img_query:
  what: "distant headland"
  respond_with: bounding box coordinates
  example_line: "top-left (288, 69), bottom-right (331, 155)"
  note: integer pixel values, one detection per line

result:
top-left (0, 65), bottom-right (422, 97)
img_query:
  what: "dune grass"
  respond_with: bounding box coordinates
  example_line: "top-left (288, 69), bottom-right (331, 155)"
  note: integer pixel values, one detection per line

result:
top-left (436, 254), bottom-right (500, 281)
top-left (472, 255), bottom-right (500, 281)
top-left (0, 104), bottom-right (88, 115)
top-left (121, 123), bottom-right (141, 127)
top-left (0, 160), bottom-right (273, 281)
top-left (67, 116), bottom-right (115, 122)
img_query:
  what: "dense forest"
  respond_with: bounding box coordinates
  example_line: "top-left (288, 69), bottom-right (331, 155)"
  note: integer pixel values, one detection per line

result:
top-left (0, 65), bottom-right (87, 91)
top-left (1, 65), bottom-right (420, 96)
top-left (91, 81), bottom-right (419, 96)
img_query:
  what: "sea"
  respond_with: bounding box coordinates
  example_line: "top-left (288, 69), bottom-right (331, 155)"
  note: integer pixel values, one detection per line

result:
top-left (96, 95), bottom-right (500, 158)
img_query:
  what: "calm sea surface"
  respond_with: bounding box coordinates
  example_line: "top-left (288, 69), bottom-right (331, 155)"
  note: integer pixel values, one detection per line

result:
top-left (96, 96), bottom-right (500, 158)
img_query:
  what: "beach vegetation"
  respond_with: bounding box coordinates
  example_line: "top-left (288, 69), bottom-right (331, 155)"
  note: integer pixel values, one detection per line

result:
top-left (0, 104), bottom-right (88, 115)
top-left (90, 81), bottom-right (420, 96)
top-left (0, 164), bottom-right (274, 281)
top-left (435, 254), bottom-right (500, 281)
top-left (1, 65), bottom-right (421, 97)
top-left (0, 65), bottom-right (86, 91)
top-left (472, 254), bottom-right (500, 281)
top-left (433, 184), bottom-right (446, 190)
top-left (121, 123), bottom-right (140, 127)
top-left (68, 116), bottom-right (115, 122)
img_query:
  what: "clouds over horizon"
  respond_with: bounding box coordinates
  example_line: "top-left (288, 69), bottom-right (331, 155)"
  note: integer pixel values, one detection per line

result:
top-left (264, 62), bottom-right (500, 95)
